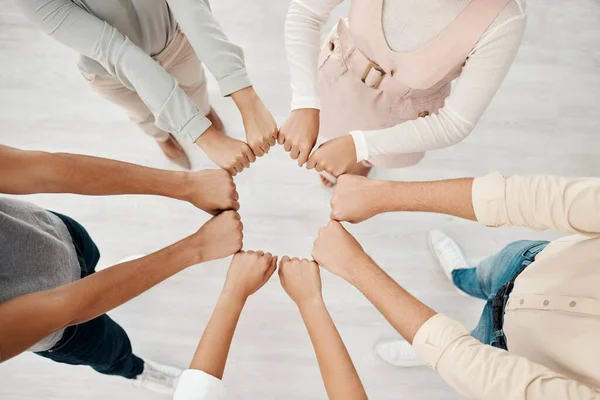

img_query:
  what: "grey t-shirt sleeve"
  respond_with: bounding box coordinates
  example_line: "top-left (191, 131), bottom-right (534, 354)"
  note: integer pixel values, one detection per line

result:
top-left (15, 0), bottom-right (212, 142)
top-left (167, 0), bottom-right (252, 96)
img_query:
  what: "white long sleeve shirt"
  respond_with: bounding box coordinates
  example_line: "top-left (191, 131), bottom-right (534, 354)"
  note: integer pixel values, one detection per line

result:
top-left (174, 369), bottom-right (224, 400)
top-left (285, 0), bottom-right (527, 161)
top-left (15, 0), bottom-right (252, 143)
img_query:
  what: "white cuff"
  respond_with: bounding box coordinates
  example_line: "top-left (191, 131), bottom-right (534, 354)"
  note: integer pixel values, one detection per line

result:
top-left (173, 369), bottom-right (224, 400)
top-left (350, 131), bottom-right (369, 162)
top-left (291, 97), bottom-right (321, 111)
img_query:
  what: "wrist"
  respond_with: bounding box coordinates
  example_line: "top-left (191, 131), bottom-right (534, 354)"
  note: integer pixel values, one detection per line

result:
top-left (297, 296), bottom-right (326, 314)
top-left (231, 86), bottom-right (259, 116)
top-left (345, 253), bottom-right (378, 287)
top-left (218, 289), bottom-right (248, 309)
top-left (377, 180), bottom-right (404, 213)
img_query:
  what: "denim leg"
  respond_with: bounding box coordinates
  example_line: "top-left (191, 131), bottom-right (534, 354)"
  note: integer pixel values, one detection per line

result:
top-left (40, 212), bottom-right (143, 379)
top-left (470, 301), bottom-right (494, 344)
top-left (455, 240), bottom-right (550, 345)
top-left (36, 314), bottom-right (144, 379)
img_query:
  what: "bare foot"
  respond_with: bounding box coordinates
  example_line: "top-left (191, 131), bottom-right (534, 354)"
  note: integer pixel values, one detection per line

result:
top-left (206, 107), bottom-right (225, 134)
top-left (157, 134), bottom-right (192, 170)
top-left (319, 162), bottom-right (372, 187)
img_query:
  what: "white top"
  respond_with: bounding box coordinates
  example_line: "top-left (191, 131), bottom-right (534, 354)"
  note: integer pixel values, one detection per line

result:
top-left (15, 0), bottom-right (252, 143)
top-left (285, 0), bottom-right (527, 161)
top-left (173, 369), bottom-right (224, 400)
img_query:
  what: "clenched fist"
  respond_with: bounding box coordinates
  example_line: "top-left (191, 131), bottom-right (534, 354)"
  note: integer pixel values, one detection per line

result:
top-left (330, 175), bottom-right (386, 223)
top-left (222, 251), bottom-right (278, 299)
top-left (278, 257), bottom-right (322, 307)
top-left (233, 87), bottom-right (279, 157)
top-left (306, 135), bottom-right (357, 177)
top-left (194, 210), bottom-right (244, 262)
top-left (195, 127), bottom-right (256, 176)
top-left (312, 221), bottom-right (368, 281)
top-left (278, 109), bottom-right (320, 166)
top-left (183, 169), bottom-right (240, 215)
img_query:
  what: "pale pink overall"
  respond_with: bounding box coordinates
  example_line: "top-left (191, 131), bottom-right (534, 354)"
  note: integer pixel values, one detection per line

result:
top-left (318, 0), bottom-right (510, 168)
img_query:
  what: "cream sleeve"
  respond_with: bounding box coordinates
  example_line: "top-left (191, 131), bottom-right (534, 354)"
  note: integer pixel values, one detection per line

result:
top-left (413, 314), bottom-right (600, 400)
top-left (473, 172), bottom-right (600, 235)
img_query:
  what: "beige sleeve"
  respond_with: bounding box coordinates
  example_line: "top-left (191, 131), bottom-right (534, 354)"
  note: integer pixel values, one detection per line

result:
top-left (472, 172), bottom-right (600, 235)
top-left (413, 314), bottom-right (600, 400)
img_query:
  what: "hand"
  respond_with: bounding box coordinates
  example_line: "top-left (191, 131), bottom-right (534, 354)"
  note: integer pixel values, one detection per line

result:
top-left (193, 210), bottom-right (243, 262)
top-left (195, 127), bottom-right (256, 176)
top-left (278, 109), bottom-right (320, 166)
top-left (330, 175), bottom-right (386, 223)
top-left (182, 170), bottom-right (240, 214)
top-left (312, 221), bottom-right (368, 281)
top-left (232, 87), bottom-right (279, 157)
top-left (278, 257), bottom-right (322, 307)
top-left (306, 135), bottom-right (357, 177)
top-left (222, 251), bottom-right (278, 299)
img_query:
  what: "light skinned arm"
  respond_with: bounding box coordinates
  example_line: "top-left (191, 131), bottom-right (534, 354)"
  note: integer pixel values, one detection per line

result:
top-left (173, 252), bottom-right (277, 400)
top-left (312, 221), bottom-right (600, 400)
top-left (0, 211), bottom-right (243, 363)
top-left (279, 257), bottom-right (367, 400)
top-left (15, 0), bottom-right (211, 142)
top-left (329, 173), bottom-right (600, 235)
top-left (329, 174), bottom-right (475, 224)
top-left (188, 251), bottom-right (277, 378)
top-left (0, 145), bottom-right (239, 214)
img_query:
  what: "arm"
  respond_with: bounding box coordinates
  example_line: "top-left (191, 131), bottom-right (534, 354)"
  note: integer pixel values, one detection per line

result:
top-left (279, 257), bottom-right (367, 400)
top-left (299, 300), bottom-right (367, 400)
top-left (0, 211), bottom-right (243, 363)
top-left (166, 0), bottom-right (250, 97)
top-left (279, 0), bottom-right (342, 165)
top-left (285, 0), bottom-right (343, 111)
top-left (174, 251), bottom-right (277, 400)
top-left (312, 222), bottom-right (600, 400)
top-left (331, 173), bottom-right (600, 235)
top-left (15, 0), bottom-right (211, 142)
top-left (0, 145), bottom-right (239, 214)
top-left (353, 15), bottom-right (526, 161)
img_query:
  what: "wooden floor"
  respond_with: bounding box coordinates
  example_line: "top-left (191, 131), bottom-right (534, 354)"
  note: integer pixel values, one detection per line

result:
top-left (1, 0), bottom-right (599, 399)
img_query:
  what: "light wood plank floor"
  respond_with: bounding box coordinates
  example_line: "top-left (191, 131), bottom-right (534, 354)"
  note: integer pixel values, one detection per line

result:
top-left (1, 0), bottom-right (599, 399)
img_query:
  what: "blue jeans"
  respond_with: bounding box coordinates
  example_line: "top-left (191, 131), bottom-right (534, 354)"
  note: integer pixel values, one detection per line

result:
top-left (452, 240), bottom-right (549, 348)
top-left (35, 212), bottom-right (144, 379)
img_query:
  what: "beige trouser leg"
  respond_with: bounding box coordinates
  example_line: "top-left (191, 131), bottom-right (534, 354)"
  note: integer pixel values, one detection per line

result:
top-left (85, 27), bottom-right (210, 143)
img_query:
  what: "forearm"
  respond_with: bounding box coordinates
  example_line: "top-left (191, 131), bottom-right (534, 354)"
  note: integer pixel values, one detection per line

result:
top-left (0, 146), bottom-right (190, 199)
top-left (349, 257), bottom-right (436, 344)
top-left (188, 293), bottom-right (245, 379)
top-left (375, 178), bottom-right (476, 221)
top-left (299, 299), bottom-right (367, 400)
top-left (0, 235), bottom-right (199, 362)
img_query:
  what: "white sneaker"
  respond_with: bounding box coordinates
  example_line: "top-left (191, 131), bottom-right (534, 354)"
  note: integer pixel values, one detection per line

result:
top-left (133, 358), bottom-right (183, 395)
top-left (428, 230), bottom-right (470, 297)
top-left (375, 339), bottom-right (425, 368)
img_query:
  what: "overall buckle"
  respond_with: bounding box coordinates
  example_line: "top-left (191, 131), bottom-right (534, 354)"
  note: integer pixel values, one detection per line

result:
top-left (361, 61), bottom-right (386, 90)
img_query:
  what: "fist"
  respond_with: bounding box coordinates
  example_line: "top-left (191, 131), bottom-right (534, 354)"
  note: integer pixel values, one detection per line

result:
top-left (241, 96), bottom-right (279, 158)
top-left (184, 170), bottom-right (240, 215)
top-left (195, 127), bottom-right (256, 176)
top-left (278, 257), bottom-right (322, 307)
top-left (312, 221), bottom-right (367, 281)
top-left (330, 175), bottom-right (385, 223)
top-left (278, 109), bottom-right (320, 166)
top-left (194, 210), bottom-right (243, 262)
top-left (306, 135), bottom-right (356, 177)
top-left (223, 251), bottom-right (278, 299)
